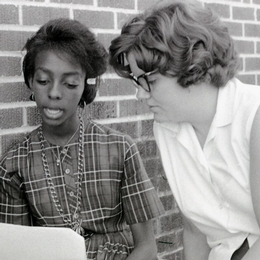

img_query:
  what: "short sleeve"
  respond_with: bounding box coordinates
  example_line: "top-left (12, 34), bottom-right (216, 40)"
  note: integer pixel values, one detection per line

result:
top-left (121, 135), bottom-right (164, 225)
top-left (0, 151), bottom-right (31, 225)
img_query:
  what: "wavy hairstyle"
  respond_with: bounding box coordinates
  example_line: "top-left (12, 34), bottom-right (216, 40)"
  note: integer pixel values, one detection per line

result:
top-left (23, 18), bottom-right (108, 105)
top-left (109, 0), bottom-right (240, 88)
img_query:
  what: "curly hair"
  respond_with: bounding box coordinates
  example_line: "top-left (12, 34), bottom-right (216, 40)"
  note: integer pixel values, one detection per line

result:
top-left (109, 0), bottom-right (240, 88)
top-left (23, 18), bottom-right (108, 105)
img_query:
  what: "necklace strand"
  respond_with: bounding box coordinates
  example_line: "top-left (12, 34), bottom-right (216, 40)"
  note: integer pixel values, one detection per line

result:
top-left (38, 116), bottom-right (85, 236)
top-left (46, 124), bottom-right (80, 166)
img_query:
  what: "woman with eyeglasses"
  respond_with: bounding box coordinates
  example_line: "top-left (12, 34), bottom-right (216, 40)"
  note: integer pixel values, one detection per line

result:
top-left (109, 0), bottom-right (260, 259)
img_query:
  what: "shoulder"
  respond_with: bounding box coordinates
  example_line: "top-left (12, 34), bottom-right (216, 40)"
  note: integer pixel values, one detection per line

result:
top-left (221, 78), bottom-right (260, 121)
top-left (221, 78), bottom-right (260, 142)
top-left (232, 78), bottom-right (260, 96)
top-left (0, 128), bottom-right (39, 171)
top-left (85, 120), bottom-right (135, 145)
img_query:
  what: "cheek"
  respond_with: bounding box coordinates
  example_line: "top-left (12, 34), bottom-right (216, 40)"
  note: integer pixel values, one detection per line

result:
top-left (70, 89), bottom-right (84, 104)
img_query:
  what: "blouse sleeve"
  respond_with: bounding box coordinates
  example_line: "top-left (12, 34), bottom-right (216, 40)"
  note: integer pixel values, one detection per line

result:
top-left (121, 135), bottom-right (164, 225)
top-left (0, 152), bottom-right (31, 225)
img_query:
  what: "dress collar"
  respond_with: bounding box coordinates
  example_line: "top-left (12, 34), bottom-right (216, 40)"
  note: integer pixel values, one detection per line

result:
top-left (214, 79), bottom-right (235, 128)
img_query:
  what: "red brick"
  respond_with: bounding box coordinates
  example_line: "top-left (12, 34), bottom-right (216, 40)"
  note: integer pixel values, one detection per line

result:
top-left (0, 57), bottom-right (21, 77)
top-left (257, 42), bottom-right (260, 54)
top-left (97, 33), bottom-right (118, 51)
top-left (236, 74), bottom-right (256, 85)
top-left (138, 0), bottom-right (158, 11)
top-left (88, 101), bottom-right (117, 119)
top-left (245, 57), bottom-right (260, 71)
top-left (0, 31), bottom-right (32, 52)
top-left (257, 75), bottom-right (260, 85)
top-left (160, 194), bottom-right (175, 211)
top-left (160, 212), bottom-right (183, 233)
top-left (204, 3), bottom-right (230, 19)
top-left (0, 108), bottom-right (23, 129)
top-left (141, 119), bottom-right (154, 137)
top-left (22, 6), bottom-right (69, 26)
top-left (257, 9), bottom-right (260, 21)
top-left (0, 4), bottom-right (19, 24)
top-left (225, 21), bottom-right (243, 37)
top-left (0, 133), bottom-right (26, 157)
top-left (27, 106), bottom-right (42, 126)
top-left (234, 40), bottom-right (254, 54)
top-left (98, 78), bottom-right (135, 97)
top-left (150, 175), bottom-right (160, 190)
top-left (158, 156), bottom-right (172, 191)
top-left (51, 0), bottom-right (92, 4)
top-left (233, 7), bottom-right (255, 20)
top-left (137, 139), bottom-right (158, 159)
top-left (156, 230), bottom-right (183, 254)
top-left (74, 10), bottom-right (114, 29)
top-left (117, 13), bottom-right (135, 29)
top-left (119, 99), bottom-right (150, 117)
top-left (0, 82), bottom-right (30, 103)
top-left (158, 174), bottom-right (171, 193)
top-left (97, 0), bottom-right (134, 9)
top-left (238, 57), bottom-right (243, 72)
top-left (143, 158), bottom-right (163, 179)
top-left (245, 23), bottom-right (260, 37)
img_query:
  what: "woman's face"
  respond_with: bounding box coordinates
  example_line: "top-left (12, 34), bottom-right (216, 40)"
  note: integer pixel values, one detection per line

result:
top-left (127, 52), bottom-right (195, 124)
top-left (30, 50), bottom-right (85, 129)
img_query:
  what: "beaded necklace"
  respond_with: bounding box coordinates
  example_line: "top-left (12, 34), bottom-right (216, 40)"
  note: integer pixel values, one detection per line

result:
top-left (38, 116), bottom-right (85, 236)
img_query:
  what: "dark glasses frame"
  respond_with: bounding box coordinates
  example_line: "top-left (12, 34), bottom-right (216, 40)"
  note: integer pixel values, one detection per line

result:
top-left (129, 69), bottom-right (157, 92)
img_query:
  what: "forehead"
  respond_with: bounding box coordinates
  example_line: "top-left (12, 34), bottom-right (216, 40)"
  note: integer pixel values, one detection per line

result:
top-left (34, 50), bottom-right (84, 75)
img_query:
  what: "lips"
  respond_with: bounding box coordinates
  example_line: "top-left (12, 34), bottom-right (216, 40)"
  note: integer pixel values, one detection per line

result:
top-left (43, 108), bottom-right (63, 119)
top-left (148, 106), bottom-right (158, 112)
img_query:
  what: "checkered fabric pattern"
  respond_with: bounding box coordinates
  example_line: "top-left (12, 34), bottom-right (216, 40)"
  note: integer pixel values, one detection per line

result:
top-left (0, 120), bottom-right (164, 258)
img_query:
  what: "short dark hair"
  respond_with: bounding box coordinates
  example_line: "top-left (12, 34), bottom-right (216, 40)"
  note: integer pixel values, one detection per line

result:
top-left (23, 18), bottom-right (108, 105)
top-left (109, 0), bottom-right (240, 88)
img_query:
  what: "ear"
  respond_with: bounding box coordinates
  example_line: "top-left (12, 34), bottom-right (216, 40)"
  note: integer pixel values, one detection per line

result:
top-left (28, 77), bottom-right (33, 89)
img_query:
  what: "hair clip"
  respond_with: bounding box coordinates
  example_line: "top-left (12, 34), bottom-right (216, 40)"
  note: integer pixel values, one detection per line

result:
top-left (87, 78), bottom-right (96, 85)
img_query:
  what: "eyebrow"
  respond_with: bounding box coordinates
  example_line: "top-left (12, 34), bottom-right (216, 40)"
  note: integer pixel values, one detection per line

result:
top-left (35, 67), bottom-right (83, 77)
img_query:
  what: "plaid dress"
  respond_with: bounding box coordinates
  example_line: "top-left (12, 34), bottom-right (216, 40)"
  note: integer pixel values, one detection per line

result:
top-left (0, 120), bottom-right (164, 260)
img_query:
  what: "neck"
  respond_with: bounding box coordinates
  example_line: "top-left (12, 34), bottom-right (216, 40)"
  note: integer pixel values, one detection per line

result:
top-left (190, 83), bottom-right (219, 147)
top-left (42, 117), bottom-right (81, 147)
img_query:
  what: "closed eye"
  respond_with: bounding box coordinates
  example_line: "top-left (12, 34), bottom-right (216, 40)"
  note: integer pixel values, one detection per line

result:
top-left (36, 80), bottom-right (48, 85)
top-left (148, 79), bottom-right (156, 85)
top-left (66, 83), bottom-right (78, 89)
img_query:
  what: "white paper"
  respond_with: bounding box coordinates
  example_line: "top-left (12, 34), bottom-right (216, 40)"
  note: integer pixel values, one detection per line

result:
top-left (0, 223), bottom-right (87, 260)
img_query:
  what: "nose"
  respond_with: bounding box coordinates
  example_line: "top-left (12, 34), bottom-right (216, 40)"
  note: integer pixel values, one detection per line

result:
top-left (136, 86), bottom-right (151, 100)
top-left (48, 82), bottom-right (62, 100)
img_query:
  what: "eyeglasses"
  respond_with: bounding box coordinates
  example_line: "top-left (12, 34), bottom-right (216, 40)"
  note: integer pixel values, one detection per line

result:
top-left (129, 69), bottom-right (157, 92)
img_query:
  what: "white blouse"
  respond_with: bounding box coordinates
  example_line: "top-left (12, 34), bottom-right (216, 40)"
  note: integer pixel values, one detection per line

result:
top-left (154, 78), bottom-right (260, 259)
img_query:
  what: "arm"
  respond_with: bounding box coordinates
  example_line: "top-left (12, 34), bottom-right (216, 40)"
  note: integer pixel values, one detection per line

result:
top-left (0, 157), bottom-right (31, 225)
top-left (242, 106), bottom-right (260, 259)
top-left (182, 214), bottom-right (210, 260)
top-left (127, 220), bottom-right (157, 260)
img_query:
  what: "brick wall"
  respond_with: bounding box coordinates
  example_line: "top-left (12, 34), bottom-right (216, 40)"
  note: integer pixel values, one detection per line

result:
top-left (1, 0), bottom-right (260, 259)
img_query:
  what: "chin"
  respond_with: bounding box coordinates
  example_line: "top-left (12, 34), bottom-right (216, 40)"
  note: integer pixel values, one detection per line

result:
top-left (153, 114), bottom-right (168, 124)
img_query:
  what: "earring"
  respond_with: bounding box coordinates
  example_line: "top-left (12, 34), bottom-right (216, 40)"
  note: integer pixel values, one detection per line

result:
top-left (36, 109), bottom-right (42, 124)
top-left (78, 98), bottom-right (85, 108)
top-left (29, 92), bottom-right (35, 101)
